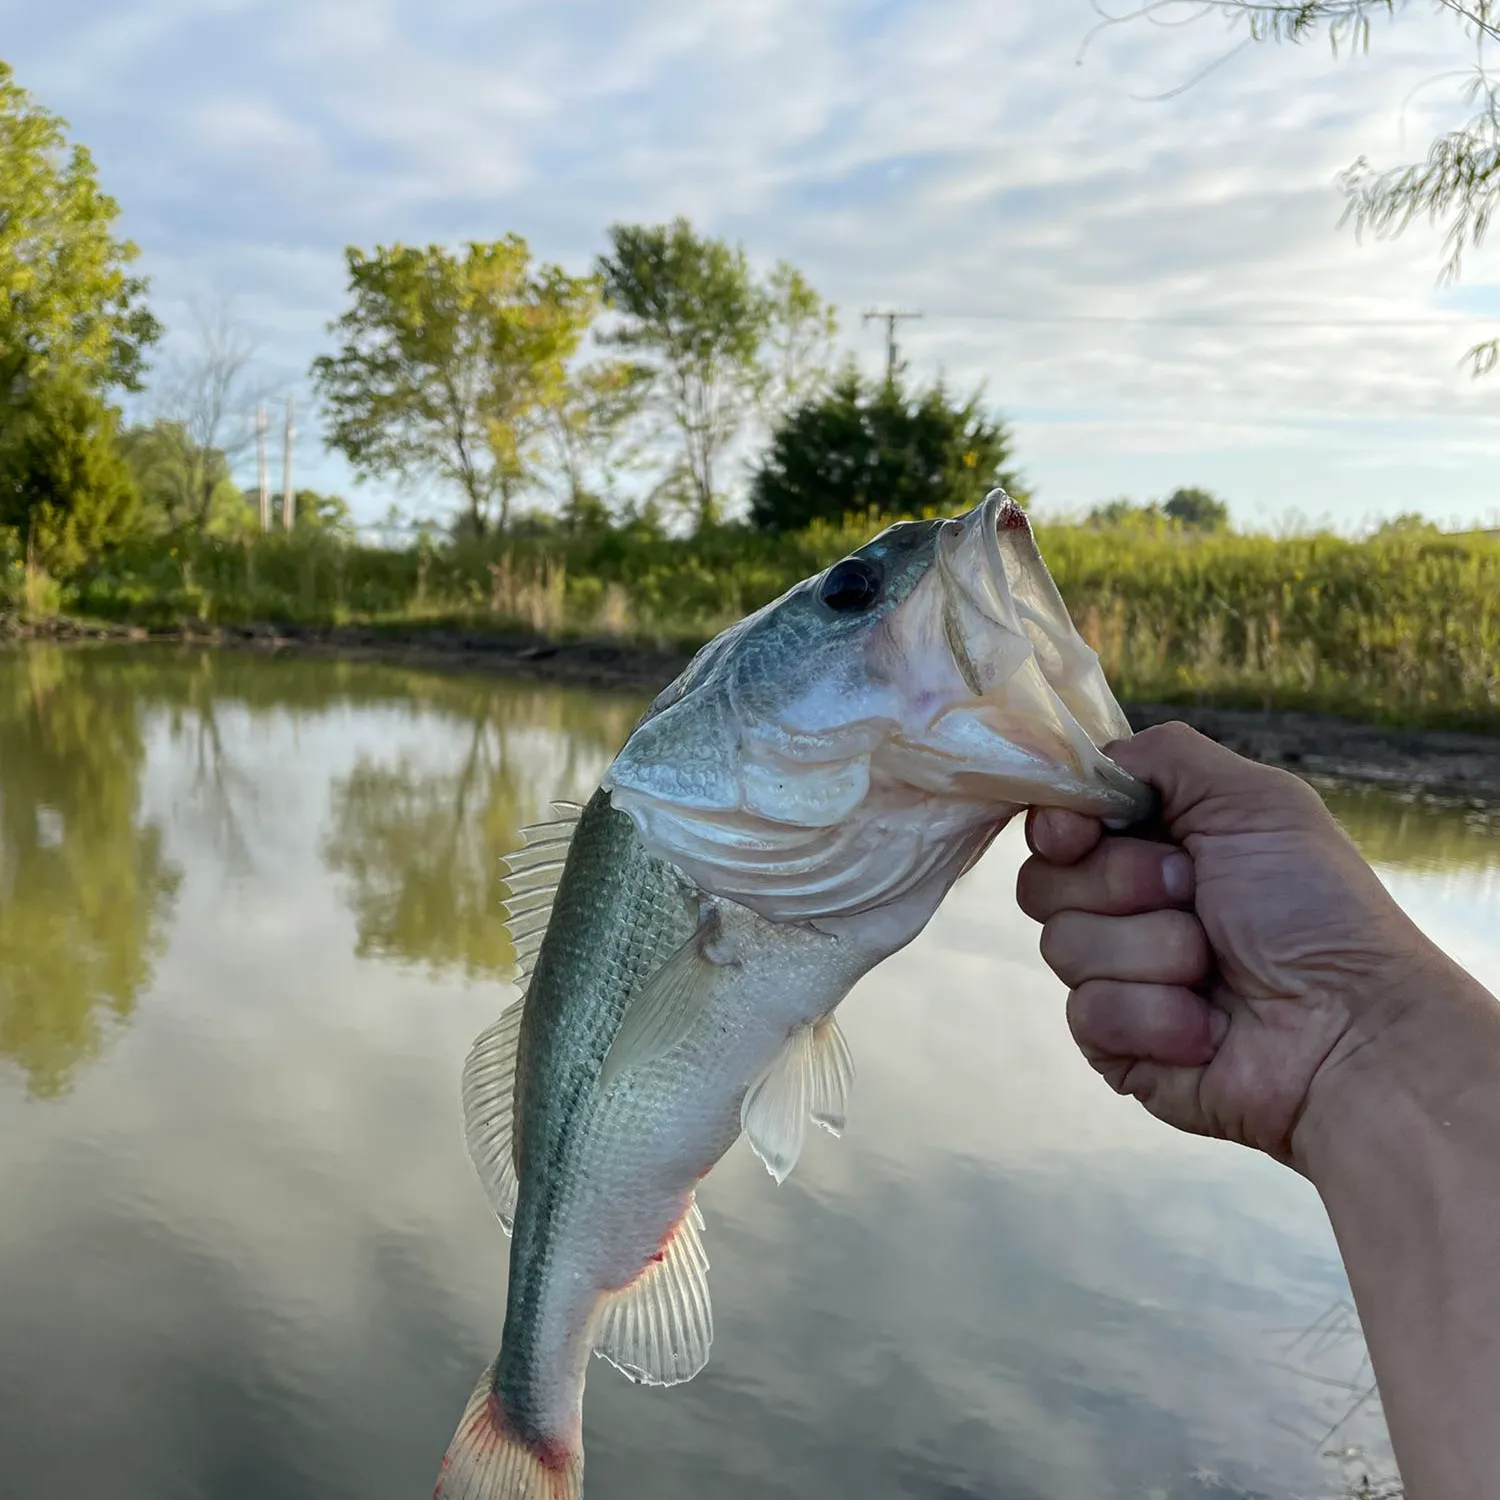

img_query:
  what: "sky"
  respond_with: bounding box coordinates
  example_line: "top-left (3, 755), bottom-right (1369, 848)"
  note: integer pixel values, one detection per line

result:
top-left (6, 0), bottom-right (1500, 533)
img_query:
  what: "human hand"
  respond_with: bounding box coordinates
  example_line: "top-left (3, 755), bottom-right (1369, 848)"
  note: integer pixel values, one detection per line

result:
top-left (1016, 721), bottom-right (1455, 1170)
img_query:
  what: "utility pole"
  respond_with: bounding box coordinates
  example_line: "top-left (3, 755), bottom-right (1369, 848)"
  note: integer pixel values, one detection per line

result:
top-left (862, 307), bottom-right (923, 387)
top-left (255, 404), bottom-right (270, 532)
top-left (281, 397), bottom-right (296, 531)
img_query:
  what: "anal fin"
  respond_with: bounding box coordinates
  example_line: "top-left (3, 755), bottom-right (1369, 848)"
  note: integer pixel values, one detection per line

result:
top-left (741, 1015), bottom-right (856, 1185)
top-left (593, 1197), bottom-right (713, 1387)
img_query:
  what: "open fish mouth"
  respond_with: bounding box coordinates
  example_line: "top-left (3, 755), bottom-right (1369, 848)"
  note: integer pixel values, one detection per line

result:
top-left (603, 489), bottom-right (1153, 922)
top-left (877, 489), bottom-right (1154, 824)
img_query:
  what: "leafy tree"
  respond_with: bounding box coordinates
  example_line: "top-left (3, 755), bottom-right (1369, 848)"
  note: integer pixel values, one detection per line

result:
top-left (0, 371), bottom-right (140, 576)
top-left (118, 419), bottom-right (247, 538)
top-left (1086, 498), bottom-right (1166, 531)
top-left (1099, 3), bottom-right (1500, 370)
top-left (539, 359), bottom-right (650, 528)
top-left (233, 486), bottom-right (354, 538)
top-left (596, 219), bottom-right (836, 529)
top-left (1374, 510), bottom-right (1442, 535)
top-left (0, 61), bottom-right (159, 403)
top-left (1162, 485), bottom-right (1231, 531)
top-left (311, 239), bottom-right (597, 536)
top-left (748, 367), bottom-right (1023, 533)
top-left (290, 489), bottom-right (355, 538)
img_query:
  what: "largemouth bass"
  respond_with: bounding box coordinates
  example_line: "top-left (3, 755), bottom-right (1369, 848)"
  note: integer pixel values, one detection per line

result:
top-left (434, 491), bottom-right (1152, 1499)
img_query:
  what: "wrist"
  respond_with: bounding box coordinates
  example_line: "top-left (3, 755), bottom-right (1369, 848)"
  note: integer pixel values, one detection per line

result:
top-left (1291, 947), bottom-right (1500, 1187)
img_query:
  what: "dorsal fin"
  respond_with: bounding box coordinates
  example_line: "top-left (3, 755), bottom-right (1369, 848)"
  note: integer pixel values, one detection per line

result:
top-left (500, 801), bottom-right (584, 984)
top-left (593, 1198), bottom-right (712, 1387)
top-left (461, 801), bottom-right (585, 1227)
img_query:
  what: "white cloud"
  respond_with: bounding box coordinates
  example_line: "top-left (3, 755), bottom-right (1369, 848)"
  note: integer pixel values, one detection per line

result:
top-left (9, 0), bottom-right (1500, 527)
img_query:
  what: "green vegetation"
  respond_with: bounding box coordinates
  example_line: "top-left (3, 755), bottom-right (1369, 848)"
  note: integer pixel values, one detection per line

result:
top-left (596, 217), bottom-right (837, 528)
top-left (311, 239), bottom-right (600, 537)
top-left (17, 511), bottom-right (1495, 733)
top-left (749, 368), bottom-right (1023, 533)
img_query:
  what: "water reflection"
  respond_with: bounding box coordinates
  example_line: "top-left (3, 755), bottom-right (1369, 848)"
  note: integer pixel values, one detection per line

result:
top-left (1320, 783), bottom-right (1500, 876)
top-left (0, 645), bottom-right (1492, 1500)
top-left (0, 647), bottom-right (181, 1097)
top-left (321, 684), bottom-right (638, 979)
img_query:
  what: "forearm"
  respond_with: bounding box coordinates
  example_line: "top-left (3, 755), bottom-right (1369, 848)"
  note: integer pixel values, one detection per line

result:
top-left (1296, 956), bottom-right (1500, 1500)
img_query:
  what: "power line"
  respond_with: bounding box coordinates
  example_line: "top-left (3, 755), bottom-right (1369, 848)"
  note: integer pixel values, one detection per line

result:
top-left (906, 309), bottom-right (1498, 329)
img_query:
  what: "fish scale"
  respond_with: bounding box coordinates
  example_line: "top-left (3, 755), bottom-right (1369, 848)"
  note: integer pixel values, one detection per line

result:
top-left (498, 789), bottom-right (699, 1445)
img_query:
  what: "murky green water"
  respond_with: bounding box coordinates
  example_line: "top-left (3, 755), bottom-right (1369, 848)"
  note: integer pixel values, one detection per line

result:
top-left (2, 645), bottom-right (1496, 1500)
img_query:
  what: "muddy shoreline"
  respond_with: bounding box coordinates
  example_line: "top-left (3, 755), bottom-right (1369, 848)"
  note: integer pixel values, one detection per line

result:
top-left (6, 614), bottom-right (1499, 805)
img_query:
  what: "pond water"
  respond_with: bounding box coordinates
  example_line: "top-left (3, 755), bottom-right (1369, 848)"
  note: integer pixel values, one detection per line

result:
top-left (1, 644), bottom-right (1496, 1500)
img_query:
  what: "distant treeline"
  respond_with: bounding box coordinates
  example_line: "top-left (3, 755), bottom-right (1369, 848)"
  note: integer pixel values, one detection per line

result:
top-left (10, 514), bottom-right (1491, 733)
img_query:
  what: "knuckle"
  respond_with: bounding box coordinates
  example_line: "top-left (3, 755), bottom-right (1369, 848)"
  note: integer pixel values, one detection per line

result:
top-left (1101, 840), bottom-right (1148, 911)
top-left (1014, 861), bottom-right (1047, 918)
top-left (1149, 720), bottom-right (1197, 751)
top-left (1157, 910), bottom-right (1207, 974)
top-left (1038, 918), bottom-right (1065, 970)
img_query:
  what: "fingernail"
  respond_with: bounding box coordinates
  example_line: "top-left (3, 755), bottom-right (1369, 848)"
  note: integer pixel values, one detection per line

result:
top-left (1161, 851), bottom-right (1194, 902)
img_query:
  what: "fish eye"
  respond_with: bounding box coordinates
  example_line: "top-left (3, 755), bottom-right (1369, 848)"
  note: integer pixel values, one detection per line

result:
top-left (818, 557), bottom-right (883, 614)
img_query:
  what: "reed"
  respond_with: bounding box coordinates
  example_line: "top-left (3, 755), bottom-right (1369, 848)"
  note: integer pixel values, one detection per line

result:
top-left (10, 516), bottom-right (1497, 732)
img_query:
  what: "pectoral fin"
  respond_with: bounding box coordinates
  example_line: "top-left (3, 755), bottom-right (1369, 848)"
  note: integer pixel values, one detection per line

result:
top-left (741, 1015), bottom-right (856, 1185)
top-left (600, 908), bottom-right (738, 1089)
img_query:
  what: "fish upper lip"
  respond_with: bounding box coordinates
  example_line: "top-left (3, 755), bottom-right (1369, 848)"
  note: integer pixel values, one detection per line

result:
top-left (931, 490), bottom-right (1155, 821)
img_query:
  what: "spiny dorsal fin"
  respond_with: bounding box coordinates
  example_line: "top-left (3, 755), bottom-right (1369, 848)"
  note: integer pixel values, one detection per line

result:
top-left (460, 802), bottom-right (585, 1229)
top-left (500, 801), bottom-right (584, 984)
top-left (462, 1000), bottom-right (525, 1231)
top-left (741, 1015), bottom-right (856, 1185)
top-left (593, 1198), bottom-right (712, 1387)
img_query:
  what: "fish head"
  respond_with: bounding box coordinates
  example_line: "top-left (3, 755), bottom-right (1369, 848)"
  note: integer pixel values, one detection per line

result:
top-left (603, 489), bottom-right (1154, 925)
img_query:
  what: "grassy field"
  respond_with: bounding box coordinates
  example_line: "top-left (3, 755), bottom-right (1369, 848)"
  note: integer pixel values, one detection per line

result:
top-left (5, 517), bottom-right (1499, 733)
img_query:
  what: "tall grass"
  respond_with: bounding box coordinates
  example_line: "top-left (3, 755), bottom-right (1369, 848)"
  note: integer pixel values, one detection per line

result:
top-left (8, 517), bottom-right (1499, 732)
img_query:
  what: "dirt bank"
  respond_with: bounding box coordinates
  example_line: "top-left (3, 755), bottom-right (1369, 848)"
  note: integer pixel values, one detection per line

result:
top-left (6, 615), bottom-right (1499, 805)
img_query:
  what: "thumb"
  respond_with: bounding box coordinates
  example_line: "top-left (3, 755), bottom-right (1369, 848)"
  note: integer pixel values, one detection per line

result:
top-left (1104, 722), bottom-right (1314, 841)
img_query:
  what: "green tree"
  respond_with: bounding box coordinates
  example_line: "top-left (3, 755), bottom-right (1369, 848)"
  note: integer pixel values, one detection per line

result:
top-left (311, 239), bottom-right (598, 536)
top-left (1162, 485), bottom-right (1232, 531)
top-left (1086, 497), bottom-right (1167, 531)
top-left (596, 219), bottom-right (836, 529)
top-left (0, 61), bottom-right (159, 403)
top-left (748, 367), bottom-right (1023, 533)
top-left (232, 486), bottom-right (354, 538)
top-left (0, 371), bottom-right (140, 576)
top-left (539, 359), bottom-right (650, 528)
top-left (1101, 3), bottom-right (1500, 370)
top-left (118, 419), bottom-right (247, 537)
top-left (289, 488), bottom-right (356, 538)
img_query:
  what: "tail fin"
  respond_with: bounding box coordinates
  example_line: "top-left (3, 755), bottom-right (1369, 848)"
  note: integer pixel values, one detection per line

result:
top-left (433, 1361), bottom-right (583, 1500)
